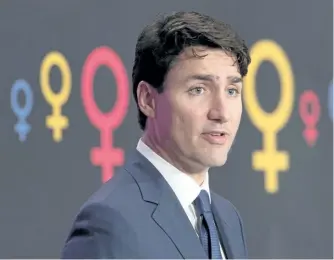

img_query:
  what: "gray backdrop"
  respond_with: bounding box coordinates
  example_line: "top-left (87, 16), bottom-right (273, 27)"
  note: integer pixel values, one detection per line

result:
top-left (0, 0), bottom-right (332, 258)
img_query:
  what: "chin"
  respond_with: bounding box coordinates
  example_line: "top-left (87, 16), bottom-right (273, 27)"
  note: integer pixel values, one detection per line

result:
top-left (202, 155), bottom-right (228, 168)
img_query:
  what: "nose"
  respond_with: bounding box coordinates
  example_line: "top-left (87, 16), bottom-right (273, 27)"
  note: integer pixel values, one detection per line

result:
top-left (207, 95), bottom-right (230, 123)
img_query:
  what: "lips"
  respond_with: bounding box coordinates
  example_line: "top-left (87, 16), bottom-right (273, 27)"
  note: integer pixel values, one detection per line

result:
top-left (207, 132), bottom-right (224, 136)
top-left (202, 131), bottom-right (229, 145)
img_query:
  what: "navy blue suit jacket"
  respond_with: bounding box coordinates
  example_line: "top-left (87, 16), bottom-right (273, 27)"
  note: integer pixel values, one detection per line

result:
top-left (61, 150), bottom-right (248, 259)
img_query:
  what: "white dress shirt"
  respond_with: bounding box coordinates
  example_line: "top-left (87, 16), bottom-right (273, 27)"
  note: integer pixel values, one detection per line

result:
top-left (136, 139), bottom-right (226, 259)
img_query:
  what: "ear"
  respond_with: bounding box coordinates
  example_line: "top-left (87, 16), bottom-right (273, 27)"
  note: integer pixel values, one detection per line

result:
top-left (136, 81), bottom-right (157, 118)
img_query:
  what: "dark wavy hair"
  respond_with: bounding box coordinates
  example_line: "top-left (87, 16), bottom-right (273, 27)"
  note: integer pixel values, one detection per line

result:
top-left (132, 11), bottom-right (251, 130)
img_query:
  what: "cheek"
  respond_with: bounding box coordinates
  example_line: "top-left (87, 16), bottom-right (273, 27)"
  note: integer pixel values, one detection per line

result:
top-left (172, 106), bottom-right (202, 137)
top-left (155, 96), bottom-right (193, 140)
top-left (230, 103), bottom-right (242, 130)
top-left (235, 101), bottom-right (243, 120)
top-left (161, 93), bottom-right (206, 138)
top-left (155, 98), bottom-right (173, 135)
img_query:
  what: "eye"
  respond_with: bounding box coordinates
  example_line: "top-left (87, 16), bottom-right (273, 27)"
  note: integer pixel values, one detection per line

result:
top-left (227, 88), bottom-right (240, 97)
top-left (189, 86), bottom-right (205, 95)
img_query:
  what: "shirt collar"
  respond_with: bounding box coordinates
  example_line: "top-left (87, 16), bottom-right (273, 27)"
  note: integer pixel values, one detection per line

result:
top-left (136, 139), bottom-right (211, 210)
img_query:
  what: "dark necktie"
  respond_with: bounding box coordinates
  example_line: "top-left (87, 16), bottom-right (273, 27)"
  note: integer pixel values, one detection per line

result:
top-left (194, 190), bottom-right (223, 259)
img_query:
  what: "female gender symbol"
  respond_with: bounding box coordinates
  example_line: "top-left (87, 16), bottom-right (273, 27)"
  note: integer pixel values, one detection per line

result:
top-left (243, 39), bottom-right (294, 194)
top-left (299, 90), bottom-right (321, 147)
top-left (40, 51), bottom-right (72, 142)
top-left (11, 79), bottom-right (33, 142)
top-left (82, 46), bottom-right (129, 183)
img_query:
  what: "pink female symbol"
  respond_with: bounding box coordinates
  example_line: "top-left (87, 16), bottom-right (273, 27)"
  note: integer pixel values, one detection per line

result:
top-left (299, 90), bottom-right (321, 147)
top-left (82, 46), bottom-right (129, 183)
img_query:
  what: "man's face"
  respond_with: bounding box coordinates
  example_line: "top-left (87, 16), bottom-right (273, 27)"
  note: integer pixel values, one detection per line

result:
top-left (149, 47), bottom-right (243, 173)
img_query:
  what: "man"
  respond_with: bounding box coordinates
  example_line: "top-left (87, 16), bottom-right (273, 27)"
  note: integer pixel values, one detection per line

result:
top-left (61, 11), bottom-right (251, 259)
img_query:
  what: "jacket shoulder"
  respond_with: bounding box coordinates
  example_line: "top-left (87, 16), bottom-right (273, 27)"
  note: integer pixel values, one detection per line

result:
top-left (64, 167), bottom-right (143, 240)
top-left (82, 167), bottom-right (140, 208)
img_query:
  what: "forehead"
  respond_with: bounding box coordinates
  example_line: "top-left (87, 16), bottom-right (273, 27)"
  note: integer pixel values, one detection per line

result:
top-left (167, 47), bottom-right (240, 80)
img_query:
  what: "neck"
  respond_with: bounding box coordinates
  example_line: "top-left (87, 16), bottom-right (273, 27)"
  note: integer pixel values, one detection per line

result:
top-left (141, 132), bottom-right (207, 186)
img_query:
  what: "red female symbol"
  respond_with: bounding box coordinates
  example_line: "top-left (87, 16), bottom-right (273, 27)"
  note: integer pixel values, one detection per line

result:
top-left (82, 46), bottom-right (129, 183)
top-left (299, 90), bottom-right (321, 147)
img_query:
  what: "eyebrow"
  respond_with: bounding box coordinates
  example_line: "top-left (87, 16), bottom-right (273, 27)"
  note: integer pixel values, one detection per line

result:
top-left (228, 76), bottom-right (243, 84)
top-left (185, 74), bottom-right (242, 84)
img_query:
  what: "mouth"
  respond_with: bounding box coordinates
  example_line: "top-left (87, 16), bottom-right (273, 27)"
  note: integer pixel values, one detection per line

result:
top-left (201, 131), bottom-right (229, 145)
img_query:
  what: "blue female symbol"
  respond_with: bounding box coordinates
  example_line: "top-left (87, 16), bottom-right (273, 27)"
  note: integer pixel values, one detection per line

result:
top-left (10, 79), bottom-right (33, 142)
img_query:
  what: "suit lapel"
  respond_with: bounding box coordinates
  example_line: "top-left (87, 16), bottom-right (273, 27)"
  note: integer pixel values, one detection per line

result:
top-left (211, 192), bottom-right (235, 259)
top-left (152, 181), bottom-right (207, 259)
top-left (125, 151), bottom-right (207, 259)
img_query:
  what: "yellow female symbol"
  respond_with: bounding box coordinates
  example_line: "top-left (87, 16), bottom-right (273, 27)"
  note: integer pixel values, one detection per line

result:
top-left (40, 51), bottom-right (71, 142)
top-left (243, 40), bottom-right (294, 193)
